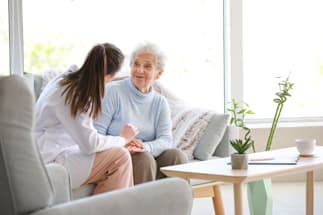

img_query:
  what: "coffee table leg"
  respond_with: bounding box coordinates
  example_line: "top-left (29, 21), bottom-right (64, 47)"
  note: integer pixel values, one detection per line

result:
top-left (212, 185), bottom-right (225, 215)
top-left (234, 182), bottom-right (244, 215)
top-left (306, 171), bottom-right (314, 215)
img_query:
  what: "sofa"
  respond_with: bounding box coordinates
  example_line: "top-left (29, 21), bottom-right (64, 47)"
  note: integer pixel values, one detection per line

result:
top-left (0, 75), bottom-right (193, 215)
top-left (24, 69), bottom-right (232, 199)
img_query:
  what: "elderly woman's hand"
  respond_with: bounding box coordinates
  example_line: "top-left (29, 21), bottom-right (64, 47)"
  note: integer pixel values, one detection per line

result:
top-left (119, 123), bottom-right (139, 143)
top-left (125, 139), bottom-right (145, 155)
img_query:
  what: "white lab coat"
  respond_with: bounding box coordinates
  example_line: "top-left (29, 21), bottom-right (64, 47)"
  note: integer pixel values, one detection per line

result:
top-left (34, 73), bottom-right (125, 188)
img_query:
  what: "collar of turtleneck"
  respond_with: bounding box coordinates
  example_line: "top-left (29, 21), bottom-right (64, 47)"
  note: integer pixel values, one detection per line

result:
top-left (126, 78), bottom-right (155, 103)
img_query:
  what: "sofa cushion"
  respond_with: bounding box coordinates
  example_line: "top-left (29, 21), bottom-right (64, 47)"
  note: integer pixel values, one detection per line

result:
top-left (171, 105), bottom-right (215, 159)
top-left (71, 184), bottom-right (95, 200)
top-left (0, 76), bottom-right (54, 214)
top-left (23, 72), bottom-right (44, 100)
top-left (153, 81), bottom-right (216, 159)
top-left (193, 113), bottom-right (229, 160)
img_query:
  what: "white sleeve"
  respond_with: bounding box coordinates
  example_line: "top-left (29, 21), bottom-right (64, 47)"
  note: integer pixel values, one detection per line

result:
top-left (55, 97), bottom-right (126, 155)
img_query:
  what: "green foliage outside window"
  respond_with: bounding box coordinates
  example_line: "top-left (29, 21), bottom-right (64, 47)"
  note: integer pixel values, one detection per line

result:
top-left (24, 39), bottom-right (76, 74)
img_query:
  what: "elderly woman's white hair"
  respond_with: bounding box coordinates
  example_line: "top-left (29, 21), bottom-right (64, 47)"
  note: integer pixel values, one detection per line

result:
top-left (130, 41), bottom-right (167, 69)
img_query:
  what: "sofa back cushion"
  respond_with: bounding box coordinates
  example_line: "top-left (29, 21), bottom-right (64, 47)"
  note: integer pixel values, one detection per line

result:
top-left (0, 76), bottom-right (53, 215)
top-left (193, 113), bottom-right (229, 160)
top-left (153, 81), bottom-right (229, 160)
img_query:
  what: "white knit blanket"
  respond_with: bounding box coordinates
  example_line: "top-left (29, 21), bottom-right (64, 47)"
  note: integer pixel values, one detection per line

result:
top-left (153, 81), bottom-right (214, 160)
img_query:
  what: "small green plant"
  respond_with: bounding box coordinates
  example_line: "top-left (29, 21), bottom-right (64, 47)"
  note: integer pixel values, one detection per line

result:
top-left (227, 99), bottom-right (254, 127)
top-left (227, 99), bottom-right (255, 154)
top-left (230, 138), bottom-right (254, 154)
top-left (265, 76), bottom-right (294, 151)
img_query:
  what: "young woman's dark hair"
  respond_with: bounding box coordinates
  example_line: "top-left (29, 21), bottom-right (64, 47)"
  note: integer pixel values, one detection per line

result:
top-left (60, 43), bottom-right (124, 119)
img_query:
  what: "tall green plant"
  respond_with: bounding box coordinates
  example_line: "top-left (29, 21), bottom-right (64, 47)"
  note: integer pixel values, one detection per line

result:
top-left (227, 99), bottom-right (255, 153)
top-left (265, 76), bottom-right (294, 151)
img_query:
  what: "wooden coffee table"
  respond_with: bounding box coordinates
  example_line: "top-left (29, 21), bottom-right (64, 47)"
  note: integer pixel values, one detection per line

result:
top-left (161, 146), bottom-right (323, 215)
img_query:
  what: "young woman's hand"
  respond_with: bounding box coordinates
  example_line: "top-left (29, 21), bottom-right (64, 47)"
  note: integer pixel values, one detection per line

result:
top-left (125, 139), bottom-right (145, 155)
top-left (120, 123), bottom-right (139, 143)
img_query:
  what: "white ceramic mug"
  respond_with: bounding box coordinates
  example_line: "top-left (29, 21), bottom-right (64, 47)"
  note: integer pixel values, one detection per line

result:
top-left (295, 138), bottom-right (317, 156)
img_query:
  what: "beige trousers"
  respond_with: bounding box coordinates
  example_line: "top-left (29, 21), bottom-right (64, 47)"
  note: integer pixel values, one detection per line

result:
top-left (131, 148), bottom-right (188, 185)
top-left (83, 147), bottom-right (133, 195)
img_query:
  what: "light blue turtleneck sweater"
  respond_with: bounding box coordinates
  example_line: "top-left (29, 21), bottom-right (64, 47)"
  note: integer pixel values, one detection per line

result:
top-left (94, 78), bottom-right (173, 157)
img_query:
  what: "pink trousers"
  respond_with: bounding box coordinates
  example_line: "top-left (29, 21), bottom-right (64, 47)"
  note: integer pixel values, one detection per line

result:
top-left (83, 147), bottom-right (133, 195)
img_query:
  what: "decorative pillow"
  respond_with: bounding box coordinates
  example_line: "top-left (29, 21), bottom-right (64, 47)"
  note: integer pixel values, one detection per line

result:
top-left (172, 105), bottom-right (214, 160)
top-left (153, 81), bottom-right (227, 160)
top-left (193, 113), bottom-right (229, 160)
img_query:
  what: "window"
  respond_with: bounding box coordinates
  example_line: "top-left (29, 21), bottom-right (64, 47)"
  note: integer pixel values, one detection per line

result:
top-left (0, 0), bottom-right (9, 76)
top-left (22, 0), bottom-right (224, 111)
top-left (243, 0), bottom-right (323, 120)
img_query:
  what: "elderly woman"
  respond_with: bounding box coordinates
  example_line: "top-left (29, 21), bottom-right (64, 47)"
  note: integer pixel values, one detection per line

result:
top-left (94, 42), bottom-right (188, 184)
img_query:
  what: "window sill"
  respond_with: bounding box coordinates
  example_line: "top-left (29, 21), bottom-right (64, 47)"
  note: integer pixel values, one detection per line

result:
top-left (246, 118), bottom-right (323, 129)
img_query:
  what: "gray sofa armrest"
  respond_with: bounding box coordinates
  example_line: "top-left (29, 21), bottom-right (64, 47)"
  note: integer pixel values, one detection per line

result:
top-left (46, 163), bottom-right (71, 204)
top-left (30, 178), bottom-right (193, 215)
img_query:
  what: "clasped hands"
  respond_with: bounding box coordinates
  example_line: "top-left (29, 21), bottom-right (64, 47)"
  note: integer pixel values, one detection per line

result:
top-left (120, 123), bottom-right (145, 155)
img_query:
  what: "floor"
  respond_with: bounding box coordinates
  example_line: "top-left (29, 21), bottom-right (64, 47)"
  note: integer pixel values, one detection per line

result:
top-left (191, 181), bottom-right (323, 215)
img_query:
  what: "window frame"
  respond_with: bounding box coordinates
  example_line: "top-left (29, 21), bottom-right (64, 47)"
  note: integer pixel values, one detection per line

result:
top-left (8, 0), bottom-right (24, 76)
top-left (8, 0), bottom-right (323, 124)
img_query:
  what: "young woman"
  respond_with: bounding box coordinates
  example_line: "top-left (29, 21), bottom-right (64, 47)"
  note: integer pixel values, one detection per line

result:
top-left (35, 43), bottom-right (139, 194)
